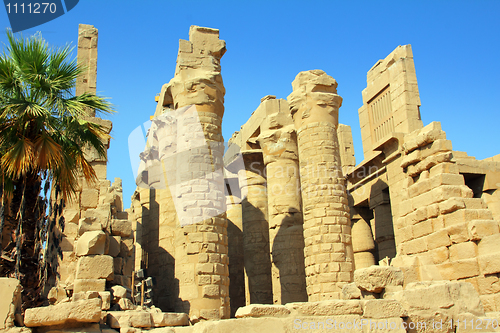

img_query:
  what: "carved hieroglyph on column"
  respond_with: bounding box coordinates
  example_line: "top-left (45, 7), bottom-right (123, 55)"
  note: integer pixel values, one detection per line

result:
top-left (257, 97), bottom-right (307, 304)
top-left (162, 26), bottom-right (229, 319)
top-left (288, 70), bottom-right (353, 301)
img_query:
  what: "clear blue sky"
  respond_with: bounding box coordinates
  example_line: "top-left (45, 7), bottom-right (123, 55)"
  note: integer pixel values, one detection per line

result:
top-left (1, 1), bottom-right (499, 209)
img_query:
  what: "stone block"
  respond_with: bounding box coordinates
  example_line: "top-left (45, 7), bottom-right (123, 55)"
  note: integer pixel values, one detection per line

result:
top-left (399, 281), bottom-right (484, 317)
top-left (99, 292), bottom-right (111, 310)
top-left (439, 197), bottom-right (465, 214)
top-left (285, 300), bottom-right (363, 316)
top-left (73, 279), bottom-right (106, 293)
top-left (77, 217), bottom-right (103, 236)
top-left (47, 286), bottom-right (67, 305)
top-left (478, 253), bottom-right (500, 275)
top-left (425, 230), bottom-right (451, 250)
top-left (235, 304), bottom-right (291, 318)
top-left (468, 220), bottom-right (500, 241)
top-left (120, 238), bottom-right (134, 257)
top-left (402, 237), bottom-right (427, 255)
top-left (75, 231), bottom-right (106, 256)
top-left (112, 285), bottom-right (127, 300)
top-left (0, 278), bottom-right (22, 329)
top-left (64, 209), bottom-right (80, 224)
top-left (478, 234), bottom-right (500, 256)
top-left (107, 310), bottom-right (153, 328)
top-left (445, 223), bottom-right (470, 244)
top-left (81, 189), bottom-right (99, 209)
top-left (110, 219), bottom-right (132, 237)
top-left (354, 266), bottom-right (404, 293)
top-left (436, 259), bottom-right (479, 280)
top-left (24, 299), bottom-right (101, 327)
top-left (477, 275), bottom-right (500, 295)
top-left (342, 282), bottom-right (362, 300)
top-left (151, 311), bottom-right (189, 327)
top-left (76, 255), bottom-right (114, 281)
top-left (118, 298), bottom-right (134, 310)
top-left (108, 235), bottom-right (121, 257)
top-left (84, 208), bottom-right (111, 229)
top-left (362, 299), bottom-right (407, 318)
top-left (449, 242), bottom-right (477, 261)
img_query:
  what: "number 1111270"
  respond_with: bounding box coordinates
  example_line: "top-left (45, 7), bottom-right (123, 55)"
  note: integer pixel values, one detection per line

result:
top-left (5, 3), bottom-right (57, 14)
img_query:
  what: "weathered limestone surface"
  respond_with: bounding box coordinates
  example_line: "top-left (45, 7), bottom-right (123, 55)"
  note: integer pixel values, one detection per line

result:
top-left (235, 304), bottom-right (291, 318)
top-left (288, 70), bottom-right (353, 301)
top-left (0, 278), bottom-right (22, 329)
top-left (354, 266), bottom-right (404, 293)
top-left (24, 299), bottom-right (101, 327)
top-left (76, 255), bottom-right (114, 281)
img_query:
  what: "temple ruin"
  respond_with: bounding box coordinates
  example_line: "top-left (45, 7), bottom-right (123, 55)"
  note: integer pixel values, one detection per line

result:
top-left (1, 24), bottom-right (500, 333)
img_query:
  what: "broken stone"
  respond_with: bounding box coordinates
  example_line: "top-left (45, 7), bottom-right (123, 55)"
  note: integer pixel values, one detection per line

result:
top-left (47, 286), bottom-right (67, 305)
top-left (78, 217), bottom-right (103, 236)
top-left (354, 266), bottom-right (404, 293)
top-left (112, 285), bottom-right (128, 300)
top-left (75, 231), bottom-right (107, 256)
top-left (24, 299), bottom-right (101, 327)
top-left (235, 304), bottom-right (291, 318)
top-left (342, 282), bottom-right (362, 300)
top-left (118, 298), bottom-right (134, 311)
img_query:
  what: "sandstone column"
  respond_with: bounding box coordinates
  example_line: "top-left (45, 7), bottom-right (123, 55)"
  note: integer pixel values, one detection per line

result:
top-left (287, 70), bottom-right (353, 301)
top-left (351, 218), bottom-right (376, 270)
top-left (238, 153), bottom-right (273, 305)
top-left (226, 194), bottom-right (245, 317)
top-left (76, 24), bottom-right (98, 117)
top-left (165, 26), bottom-right (229, 319)
top-left (257, 97), bottom-right (307, 304)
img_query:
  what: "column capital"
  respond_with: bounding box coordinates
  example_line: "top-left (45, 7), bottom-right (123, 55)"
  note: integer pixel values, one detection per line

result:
top-left (287, 70), bottom-right (342, 129)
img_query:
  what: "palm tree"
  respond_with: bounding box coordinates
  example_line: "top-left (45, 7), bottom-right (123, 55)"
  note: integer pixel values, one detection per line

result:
top-left (0, 29), bottom-right (114, 311)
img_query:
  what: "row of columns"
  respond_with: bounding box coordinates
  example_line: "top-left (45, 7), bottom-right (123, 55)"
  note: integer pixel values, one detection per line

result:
top-left (229, 70), bottom-right (354, 304)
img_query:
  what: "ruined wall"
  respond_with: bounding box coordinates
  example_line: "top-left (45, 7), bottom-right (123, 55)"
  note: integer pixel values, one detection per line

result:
top-left (56, 25), bottom-right (134, 299)
top-left (358, 45), bottom-right (423, 157)
top-left (347, 44), bottom-right (500, 312)
top-left (392, 122), bottom-right (500, 312)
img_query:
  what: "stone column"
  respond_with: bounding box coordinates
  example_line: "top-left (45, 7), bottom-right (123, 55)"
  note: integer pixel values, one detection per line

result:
top-left (257, 97), bottom-right (307, 304)
top-left (166, 26), bottom-right (229, 319)
top-left (351, 218), bottom-right (376, 270)
top-left (287, 70), bottom-right (353, 301)
top-left (239, 152), bottom-right (273, 305)
top-left (226, 194), bottom-right (245, 317)
top-left (76, 24), bottom-right (98, 117)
